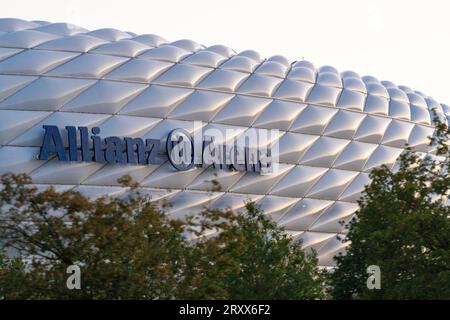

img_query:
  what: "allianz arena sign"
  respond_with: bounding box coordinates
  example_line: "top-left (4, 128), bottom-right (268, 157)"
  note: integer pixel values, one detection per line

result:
top-left (39, 123), bottom-right (280, 175)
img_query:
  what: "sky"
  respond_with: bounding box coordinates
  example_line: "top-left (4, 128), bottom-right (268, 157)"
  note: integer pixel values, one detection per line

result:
top-left (3, 0), bottom-right (450, 104)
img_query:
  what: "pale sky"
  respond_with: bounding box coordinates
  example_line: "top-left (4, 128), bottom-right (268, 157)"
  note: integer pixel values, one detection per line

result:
top-left (3, 0), bottom-right (450, 104)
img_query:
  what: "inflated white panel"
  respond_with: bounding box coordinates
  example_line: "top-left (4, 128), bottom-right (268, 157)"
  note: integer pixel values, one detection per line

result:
top-left (258, 195), bottom-right (299, 221)
top-left (46, 53), bottom-right (129, 78)
top-left (277, 132), bottom-right (319, 164)
top-left (61, 80), bottom-right (147, 114)
top-left (0, 77), bottom-right (96, 111)
top-left (253, 100), bottom-right (305, 130)
top-left (169, 91), bottom-right (234, 121)
top-left (138, 45), bottom-right (190, 63)
top-left (290, 105), bottom-right (338, 135)
top-left (306, 169), bottom-right (359, 201)
top-left (237, 74), bottom-right (283, 97)
top-left (229, 164), bottom-right (293, 194)
top-left (90, 40), bottom-right (150, 57)
top-left (212, 95), bottom-right (271, 126)
top-left (287, 67), bottom-right (316, 83)
top-left (154, 64), bottom-right (213, 87)
top-left (220, 56), bottom-right (259, 73)
top-left (323, 111), bottom-right (365, 139)
top-left (183, 50), bottom-right (226, 68)
top-left (36, 34), bottom-right (108, 52)
top-left (273, 79), bottom-right (314, 102)
top-left (197, 69), bottom-right (249, 92)
top-left (0, 75), bottom-right (37, 101)
top-left (0, 110), bottom-right (50, 144)
top-left (119, 85), bottom-right (194, 118)
top-left (11, 112), bottom-right (110, 147)
top-left (279, 198), bottom-right (334, 231)
top-left (0, 49), bottom-right (79, 75)
top-left (104, 59), bottom-right (173, 83)
top-left (270, 165), bottom-right (328, 198)
top-left (300, 137), bottom-right (350, 167)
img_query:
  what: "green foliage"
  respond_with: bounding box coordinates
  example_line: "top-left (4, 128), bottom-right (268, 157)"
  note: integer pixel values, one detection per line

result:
top-left (181, 202), bottom-right (325, 299)
top-left (329, 117), bottom-right (450, 299)
top-left (0, 173), bottom-right (324, 299)
top-left (0, 173), bottom-right (188, 299)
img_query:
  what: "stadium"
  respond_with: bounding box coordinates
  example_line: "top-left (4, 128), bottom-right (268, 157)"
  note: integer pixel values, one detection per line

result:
top-left (0, 17), bottom-right (448, 267)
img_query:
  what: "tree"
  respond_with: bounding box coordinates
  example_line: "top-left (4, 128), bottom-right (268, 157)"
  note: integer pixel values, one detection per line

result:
top-left (329, 117), bottom-right (450, 299)
top-left (0, 174), bottom-right (188, 299)
top-left (0, 173), bottom-right (325, 299)
top-left (180, 202), bottom-right (325, 299)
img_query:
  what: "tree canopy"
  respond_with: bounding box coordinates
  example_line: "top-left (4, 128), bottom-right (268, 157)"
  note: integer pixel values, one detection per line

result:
top-left (0, 174), bottom-right (324, 299)
top-left (329, 117), bottom-right (450, 299)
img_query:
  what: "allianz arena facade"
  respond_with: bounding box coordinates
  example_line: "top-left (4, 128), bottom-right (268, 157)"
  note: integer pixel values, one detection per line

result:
top-left (0, 18), bottom-right (449, 267)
